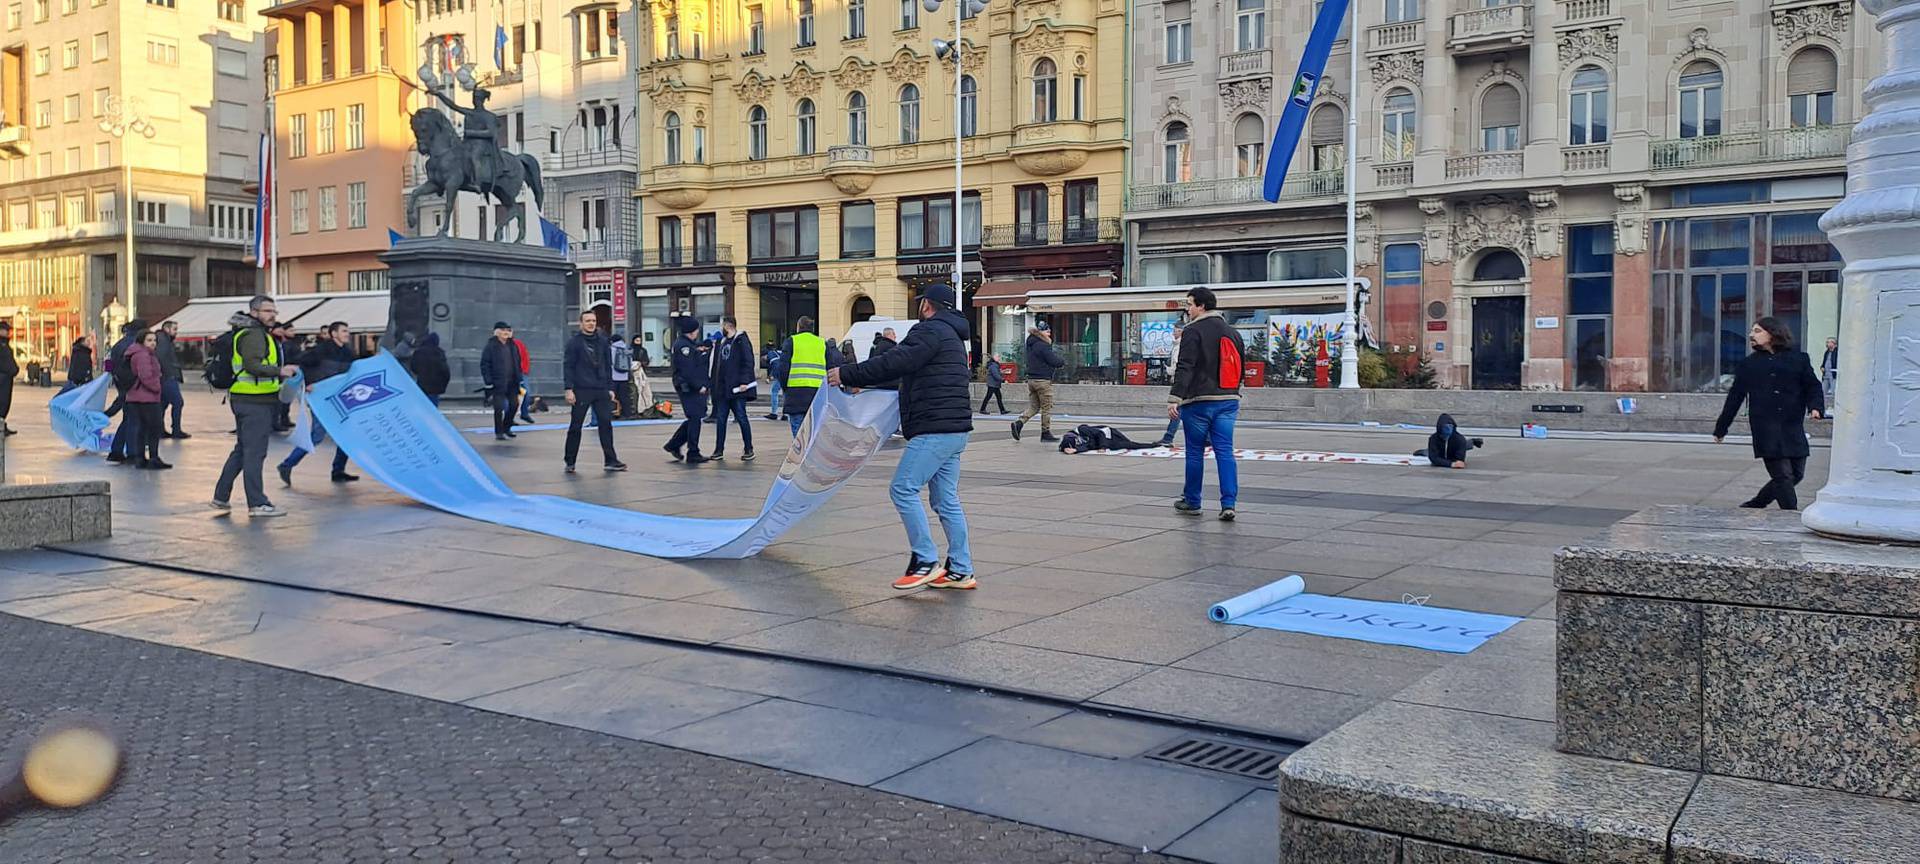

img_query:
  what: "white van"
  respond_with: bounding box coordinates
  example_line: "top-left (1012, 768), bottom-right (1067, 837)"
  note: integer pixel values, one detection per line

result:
top-left (838, 316), bottom-right (920, 364)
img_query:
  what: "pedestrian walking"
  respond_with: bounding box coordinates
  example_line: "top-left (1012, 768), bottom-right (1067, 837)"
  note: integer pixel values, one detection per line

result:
top-left (276, 321), bottom-right (360, 485)
top-left (0, 320), bottom-right (16, 436)
top-left (779, 317), bottom-right (840, 437)
top-left (979, 353), bottom-right (1006, 414)
top-left (828, 284), bottom-right (976, 590)
top-left (711, 316), bottom-right (757, 461)
top-left (212, 296), bottom-right (300, 518)
top-left (154, 320), bottom-right (190, 439)
top-left (1714, 317), bottom-right (1825, 511)
top-left (60, 335), bottom-right (94, 393)
top-left (610, 332), bottom-right (633, 418)
top-left (1011, 321), bottom-right (1064, 442)
top-left (562, 309), bottom-right (627, 473)
top-left (1156, 325), bottom-right (1184, 446)
top-left (1169, 286), bottom-right (1243, 521)
top-left (105, 319), bottom-right (148, 460)
top-left (408, 332), bottom-right (451, 406)
top-left (124, 327), bottom-right (169, 469)
top-left (1820, 336), bottom-right (1839, 406)
top-left (663, 316), bottom-right (712, 464)
top-left (763, 343), bottom-right (787, 420)
top-left (631, 335), bottom-right (657, 413)
top-left (481, 322), bottom-right (524, 440)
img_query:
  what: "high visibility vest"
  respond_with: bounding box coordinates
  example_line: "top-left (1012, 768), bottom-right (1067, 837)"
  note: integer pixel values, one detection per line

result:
top-left (230, 328), bottom-right (280, 395)
top-left (787, 332), bottom-right (827, 388)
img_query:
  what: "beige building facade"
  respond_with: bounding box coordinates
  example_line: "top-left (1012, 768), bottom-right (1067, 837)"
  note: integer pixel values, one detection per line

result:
top-left (1128, 0), bottom-right (1877, 392)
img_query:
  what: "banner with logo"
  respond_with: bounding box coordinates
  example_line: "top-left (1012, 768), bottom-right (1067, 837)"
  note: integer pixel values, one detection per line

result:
top-left (281, 371), bottom-right (322, 455)
top-left (1261, 0), bottom-right (1351, 202)
top-left (49, 375), bottom-right (114, 454)
top-left (307, 352), bottom-right (901, 558)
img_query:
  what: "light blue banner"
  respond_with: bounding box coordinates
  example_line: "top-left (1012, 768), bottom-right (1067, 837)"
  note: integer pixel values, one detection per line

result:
top-left (307, 352), bottom-right (901, 558)
top-left (281, 371), bottom-right (322, 455)
top-left (49, 376), bottom-right (113, 454)
top-left (1224, 592), bottom-right (1521, 654)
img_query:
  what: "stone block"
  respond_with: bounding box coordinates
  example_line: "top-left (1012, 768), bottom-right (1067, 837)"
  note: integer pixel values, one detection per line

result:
top-left (0, 496), bottom-right (71, 549)
top-left (70, 494), bottom-right (111, 541)
top-left (1403, 839), bottom-right (1549, 864)
top-left (1555, 592), bottom-right (1702, 771)
top-left (1669, 776), bottom-right (1920, 864)
top-left (1279, 812), bottom-right (1399, 864)
top-left (1701, 605), bottom-right (1920, 802)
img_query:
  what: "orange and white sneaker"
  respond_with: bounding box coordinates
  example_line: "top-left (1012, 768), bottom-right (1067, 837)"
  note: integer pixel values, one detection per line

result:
top-left (927, 562), bottom-right (976, 590)
top-left (892, 556), bottom-right (946, 590)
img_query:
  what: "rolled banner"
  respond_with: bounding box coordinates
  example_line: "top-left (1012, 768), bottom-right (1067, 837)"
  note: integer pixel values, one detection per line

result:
top-left (1208, 575), bottom-right (1307, 623)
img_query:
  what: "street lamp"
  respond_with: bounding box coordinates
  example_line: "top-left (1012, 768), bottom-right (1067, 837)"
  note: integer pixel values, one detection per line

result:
top-left (926, 0), bottom-right (989, 298)
top-left (98, 96), bottom-right (155, 330)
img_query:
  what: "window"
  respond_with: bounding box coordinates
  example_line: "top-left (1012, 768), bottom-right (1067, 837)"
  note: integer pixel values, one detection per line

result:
top-left (747, 205), bottom-right (820, 261)
top-left (1382, 242), bottom-right (1422, 346)
top-left (747, 5), bottom-right (765, 54)
top-left (93, 87), bottom-right (108, 117)
top-left (211, 201), bottom-right (256, 243)
top-left (1472, 249), bottom-right (1525, 281)
top-left (747, 105), bottom-right (768, 160)
top-left (1310, 105), bottom-right (1344, 170)
top-left (348, 270), bottom-right (387, 292)
top-left (797, 0), bottom-right (814, 45)
top-left (217, 100), bottom-right (247, 130)
top-left (517, 23), bottom-right (532, 63)
top-left (1678, 61), bottom-right (1723, 139)
top-left (36, 198), bottom-right (55, 227)
top-left (1163, 0), bottom-right (1192, 64)
top-left (63, 146), bottom-right (78, 173)
top-left (32, 0), bottom-right (43, 19)
top-left (32, 100), bottom-right (48, 128)
top-left (93, 141), bottom-right (109, 167)
top-left (347, 104), bottom-right (364, 149)
top-left (93, 32), bottom-right (108, 61)
top-left (1233, 113), bottom-right (1265, 177)
top-left (1787, 48), bottom-right (1837, 128)
top-left (898, 84), bottom-right (919, 144)
top-left (663, 111), bottom-right (682, 163)
top-left (290, 189), bottom-right (308, 232)
top-left (147, 39), bottom-right (178, 65)
top-left (135, 193), bottom-right (187, 226)
top-left (218, 151), bottom-right (247, 178)
top-left (318, 186), bottom-right (337, 230)
top-left (1032, 58), bottom-right (1057, 123)
top-left (63, 194), bottom-right (83, 227)
top-left (959, 76), bottom-right (978, 136)
top-left (143, 0), bottom-right (172, 7)
top-left (1384, 0), bottom-right (1419, 23)
top-left (1566, 224), bottom-right (1614, 316)
top-left (315, 272), bottom-right (334, 293)
top-left (693, 213), bottom-right (717, 261)
top-left (217, 46), bottom-right (247, 76)
top-left (1568, 66), bottom-right (1609, 145)
top-left (659, 216), bottom-right (683, 262)
top-left (347, 182), bottom-right (366, 228)
top-left (896, 193), bottom-right (980, 252)
top-left (62, 94), bottom-right (78, 123)
top-left (289, 114), bottom-right (307, 157)
top-left (1065, 179), bottom-right (1099, 242)
top-left (848, 92), bottom-right (868, 145)
top-left (577, 196), bottom-right (607, 241)
top-left (899, 0), bottom-right (916, 29)
top-left (6, 4), bottom-right (18, 29)
top-left (690, 27), bottom-right (701, 57)
top-left (62, 40), bottom-right (77, 69)
top-left (1162, 121), bottom-right (1189, 182)
top-left (1480, 83), bottom-right (1521, 151)
top-left (841, 201), bottom-right (875, 257)
top-left (60, 0), bottom-right (72, 13)
top-left (32, 47), bottom-right (47, 75)
top-left (1381, 88), bottom-right (1415, 160)
top-left (219, 0), bottom-right (243, 22)
top-left (694, 124), bottom-right (706, 162)
top-left (92, 191), bottom-right (112, 222)
top-left (1015, 185), bottom-right (1048, 245)
top-left (795, 99), bottom-right (816, 154)
top-left (316, 109), bottom-right (335, 154)
top-left (1071, 74), bottom-right (1086, 120)
top-left (1236, 0), bottom-right (1265, 52)
top-left (848, 0), bottom-right (865, 38)
top-left (576, 6), bottom-right (618, 60)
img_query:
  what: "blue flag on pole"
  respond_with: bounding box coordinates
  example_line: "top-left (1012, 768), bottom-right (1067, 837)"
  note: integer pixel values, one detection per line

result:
top-left (494, 25), bottom-right (508, 71)
top-left (1261, 0), bottom-right (1350, 203)
top-left (539, 217), bottom-right (569, 253)
top-left (388, 228), bottom-right (405, 247)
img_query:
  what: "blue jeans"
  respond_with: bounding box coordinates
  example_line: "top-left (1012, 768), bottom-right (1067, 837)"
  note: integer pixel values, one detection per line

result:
top-left (161, 378), bottom-right (185, 433)
top-left (1180, 400), bottom-right (1239, 509)
top-left (1160, 415), bottom-right (1181, 445)
top-left (890, 432), bottom-right (972, 575)
top-left (768, 379), bottom-right (784, 416)
top-left (279, 421), bottom-right (350, 474)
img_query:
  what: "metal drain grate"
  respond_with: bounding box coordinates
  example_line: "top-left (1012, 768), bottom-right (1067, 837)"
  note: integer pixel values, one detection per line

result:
top-left (1145, 737), bottom-right (1288, 782)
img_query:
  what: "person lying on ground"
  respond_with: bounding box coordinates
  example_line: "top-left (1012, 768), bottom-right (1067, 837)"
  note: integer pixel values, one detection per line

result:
top-left (1412, 412), bottom-right (1484, 468)
top-left (1059, 424), bottom-right (1161, 454)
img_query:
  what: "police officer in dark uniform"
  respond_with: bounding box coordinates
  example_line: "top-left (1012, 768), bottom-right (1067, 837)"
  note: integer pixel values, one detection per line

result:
top-left (663, 316), bottom-right (712, 465)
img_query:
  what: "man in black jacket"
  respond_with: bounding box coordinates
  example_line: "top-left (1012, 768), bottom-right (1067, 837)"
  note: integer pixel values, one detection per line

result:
top-left (0, 320), bottom-right (16, 436)
top-left (408, 332), bottom-right (452, 406)
top-left (62, 335), bottom-right (94, 393)
top-left (829, 284), bottom-right (977, 591)
top-left (480, 322), bottom-right (524, 441)
top-left (1011, 321), bottom-right (1064, 442)
top-left (711, 316), bottom-right (757, 461)
top-left (276, 321), bottom-right (360, 485)
top-left (155, 321), bottom-right (190, 438)
top-left (562, 309), bottom-right (626, 473)
top-left (1413, 413), bottom-right (1484, 469)
top-left (1169, 287), bottom-right (1244, 521)
top-left (663, 315), bottom-right (712, 465)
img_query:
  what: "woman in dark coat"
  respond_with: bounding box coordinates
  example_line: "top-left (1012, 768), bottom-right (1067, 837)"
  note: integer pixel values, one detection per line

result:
top-left (1713, 317), bottom-right (1826, 510)
top-left (408, 332), bottom-right (452, 406)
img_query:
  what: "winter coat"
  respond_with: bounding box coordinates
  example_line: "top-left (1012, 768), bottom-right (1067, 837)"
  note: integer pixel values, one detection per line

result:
top-left (67, 340), bottom-right (93, 385)
top-left (154, 330), bottom-right (183, 381)
top-left (777, 335), bottom-right (841, 409)
top-left (866, 333), bottom-right (899, 391)
top-left (1170, 311), bottom-right (1244, 407)
top-left (671, 333), bottom-right (713, 396)
top-left (1714, 349), bottom-right (1825, 459)
top-left (0, 338), bottom-right (16, 381)
top-left (409, 341), bottom-right (451, 396)
top-left (563, 331), bottom-right (614, 392)
top-left (126, 342), bottom-right (163, 403)
top-left (480, 337), bottom-right (524, 395)
top-left (297, 340), bottom-right (355, 384)
top-left (1422, 413), bottom-right (1475, 467)
top-left (986, 359), bottom-right (1003, 387)
top-left (714, 332), bottom-right (757, 394)
top-left (764, 347), bottom-right (788, 382)
top-left (837, 308), bottom-right (974, 439)
top-left (1060, 425), bottom-right (1153, 453)
top-left (513, 338), bottom-right (531, 375)
top-left (1024, 333), bottom-right (1065, 382)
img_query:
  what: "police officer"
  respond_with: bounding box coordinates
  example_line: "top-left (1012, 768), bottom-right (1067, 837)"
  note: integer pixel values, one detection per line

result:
top-left (663, 316), bottom-right (712, 465)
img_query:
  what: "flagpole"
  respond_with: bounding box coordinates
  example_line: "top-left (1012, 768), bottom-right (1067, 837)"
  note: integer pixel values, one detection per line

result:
top-left (1337, 0), bottom-right (1359, 389)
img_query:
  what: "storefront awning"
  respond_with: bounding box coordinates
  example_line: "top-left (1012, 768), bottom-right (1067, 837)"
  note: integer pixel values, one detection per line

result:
top-left (168, 292), bottom-right (386, 339)
top-left (1024, 278), bottom-right (1365, 314)
top-left (289, 291), bottom-right (390, 333)
top-left (974, 276), bottom-right (1112, 307)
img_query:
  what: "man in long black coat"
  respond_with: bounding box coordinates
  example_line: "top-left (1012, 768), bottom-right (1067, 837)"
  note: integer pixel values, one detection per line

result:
top-left (1713, 317), bottom-right (1825, 511)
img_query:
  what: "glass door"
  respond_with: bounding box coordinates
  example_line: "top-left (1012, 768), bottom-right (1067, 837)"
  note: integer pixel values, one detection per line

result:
top-left (1569, 316), bottom-right (1610, 391)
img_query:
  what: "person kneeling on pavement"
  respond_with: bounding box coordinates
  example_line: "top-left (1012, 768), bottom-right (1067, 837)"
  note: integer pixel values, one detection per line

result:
top-left (1058, 424), bottom-right (1159, 454)
top-left (1412, 413), bottom-right (1484, 469)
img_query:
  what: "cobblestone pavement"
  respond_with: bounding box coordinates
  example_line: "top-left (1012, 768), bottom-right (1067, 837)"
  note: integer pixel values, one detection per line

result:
top-left (0, 614), bottom-right (1172, 864)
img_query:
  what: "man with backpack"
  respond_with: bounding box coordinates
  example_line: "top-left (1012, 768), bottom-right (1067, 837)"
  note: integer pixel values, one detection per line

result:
top-left (1168, 286), bottom-right (1243, 522)
top-left (104, 319), bottom-right (149, 463)
top-left (209, 296), bottom-right (300, 518)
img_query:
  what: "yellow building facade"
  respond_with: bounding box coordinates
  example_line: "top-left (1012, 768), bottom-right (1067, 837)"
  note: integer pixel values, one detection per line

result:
top-left (632, 0), bottom-right (1128, 358)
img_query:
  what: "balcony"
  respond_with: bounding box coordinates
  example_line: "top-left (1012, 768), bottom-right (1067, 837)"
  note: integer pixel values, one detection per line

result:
top-left (1562, 143), bottom-right (1611, 173)
top-left (635, 245), bottom-right (734, 269)
top-left (1218, 49), bottom-right (1271, 82)
top-left (982, 218), bottom-right (1122, 249)
top-left (481, 67), bottom-right (524, 87)
top-left (568, 238), bottom-right (635, 263)
top-left (1366, 19), bottom-right (1423, 53)
top-left (645, 163), bottom-right (713, 209)
top-left (1010, 120), bottom-right (1097, 176)
top-left (824, 145), bottom-right (876, 194)
top-left (1128, 172), bottom-right (1343, 213)
top-left (1445, 151), bottom-right (1524, 181)
top-left (1557, 0), bottom-right (1615, 25)
top-left (1374, 162), bottom-right (1414, 188)
top-left (544, 146), bottom-right (636, 173)
top-left (0, 123), bottom-right (28, 159)
top-left (1448, 2), bottom-right (1531, 54)
top-left (1650, 124), bottom-right (1852, 171)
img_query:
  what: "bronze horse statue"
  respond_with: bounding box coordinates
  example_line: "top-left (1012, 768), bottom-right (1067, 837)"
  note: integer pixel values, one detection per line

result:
top-left (405, 108), bottom-right (545, 243)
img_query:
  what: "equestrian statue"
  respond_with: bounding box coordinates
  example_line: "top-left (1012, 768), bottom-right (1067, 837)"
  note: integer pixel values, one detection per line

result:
top-left (405, 86), bottom-right (545, 244)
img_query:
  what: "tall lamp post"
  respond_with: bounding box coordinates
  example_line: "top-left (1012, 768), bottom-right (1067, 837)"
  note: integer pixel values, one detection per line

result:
top-left (98, 97), bottom-right (155, 331)
top-left (1336, 0), bottom-right (1359, 389)
top-left (928, 0), bottom-right (989, 300)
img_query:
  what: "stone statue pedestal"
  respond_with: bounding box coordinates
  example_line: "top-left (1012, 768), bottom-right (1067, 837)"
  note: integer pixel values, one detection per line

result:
top-left (380, 237), bottom-right (571, 401)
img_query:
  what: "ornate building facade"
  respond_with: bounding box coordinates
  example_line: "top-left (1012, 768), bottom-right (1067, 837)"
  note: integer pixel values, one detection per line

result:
top-left (1128, 0), bottom-right (1878, 391)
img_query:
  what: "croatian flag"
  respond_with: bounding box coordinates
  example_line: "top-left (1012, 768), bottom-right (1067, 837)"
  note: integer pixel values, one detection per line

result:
top-left (254, 131), bottom-right (273, 268)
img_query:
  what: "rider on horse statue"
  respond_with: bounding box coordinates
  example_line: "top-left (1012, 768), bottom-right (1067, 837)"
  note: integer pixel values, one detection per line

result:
top-left (430, 85), bottom-right (503, 193)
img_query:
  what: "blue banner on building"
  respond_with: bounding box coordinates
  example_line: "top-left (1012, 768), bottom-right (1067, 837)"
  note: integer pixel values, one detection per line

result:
top-left (1262, 0), bottom-right (1350, 203)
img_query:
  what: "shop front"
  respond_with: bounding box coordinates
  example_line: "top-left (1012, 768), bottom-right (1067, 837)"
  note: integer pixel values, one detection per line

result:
top-left (897, 256), bottom-right (981, 360)
top-left (749, 264), bottom-right (820, 355)
top-left (629, 266), bottom-right (732, 368)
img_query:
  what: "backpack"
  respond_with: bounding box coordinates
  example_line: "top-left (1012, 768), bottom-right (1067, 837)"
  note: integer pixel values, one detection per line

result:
top-left (1218, 335), bottom-right (1243, 389)
top-left (108, 341), bottom-right (136, 390)
top-left (202, 328), bottom-right (241, 390)
top-left (611, 339), bottom-right (632, 371)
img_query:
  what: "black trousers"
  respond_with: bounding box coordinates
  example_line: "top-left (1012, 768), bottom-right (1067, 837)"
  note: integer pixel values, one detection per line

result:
top-left (492, 388), bottom-right (518, 437)
top-left (714, 391), bottom-right (754, 454)
top-left (0, 377), bottom-right (12, 421)
top-left (979, 386), bottom-right (1005, 413)
top-left (133, 402), bottom-right (163, 463)
top-left (564, 391), bottom-right (618, 466)
top-left (666, 391), bottom-right (708, 457)
top-left (1751, 457), bottom-right (1808, 511)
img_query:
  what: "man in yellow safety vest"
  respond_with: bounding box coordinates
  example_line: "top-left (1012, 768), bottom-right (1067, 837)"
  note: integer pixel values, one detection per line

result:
top-left (212, 295), bottom-right (301, 518)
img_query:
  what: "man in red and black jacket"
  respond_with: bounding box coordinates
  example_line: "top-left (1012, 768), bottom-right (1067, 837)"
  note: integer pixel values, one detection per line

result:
top-left (1168, 286), bottom-right (1243, 522)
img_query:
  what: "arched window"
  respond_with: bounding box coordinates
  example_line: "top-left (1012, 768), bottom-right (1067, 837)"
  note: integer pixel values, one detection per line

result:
top-left (1473, 249), bottom-right (1526, 282)
top-left (748, 105), bottom-right (768, 160)
top-left (847, 91), bottom-right (868, 146)
top-left (1233, 113), bottom-right (1265, 178)
top-left (1309, 104), bottom-right (1343, 171)
top-left (663, 111), bottom-right (682, 164)
top-left (1678, 60), bottom-right (1723, 139)
top-left (795, 99), bottom-right (816, 155)
top-left (1032, 58), bottom-right (1058, 123)
top-left (899, 83), bottom-right (920, 144)
top-left (1480, 83), bottom-right (1521, 151)
top-left (1568, 66), bottom-right (1609, 145)
top-left (1382, 88), bottom-right (1416, 161)
top-left (1162, 121), bottom-right (1190, 183)
top-left (960, 75), bottom-right (978, 137)
top-left (1787, 47), bottom-right (1837, 127)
